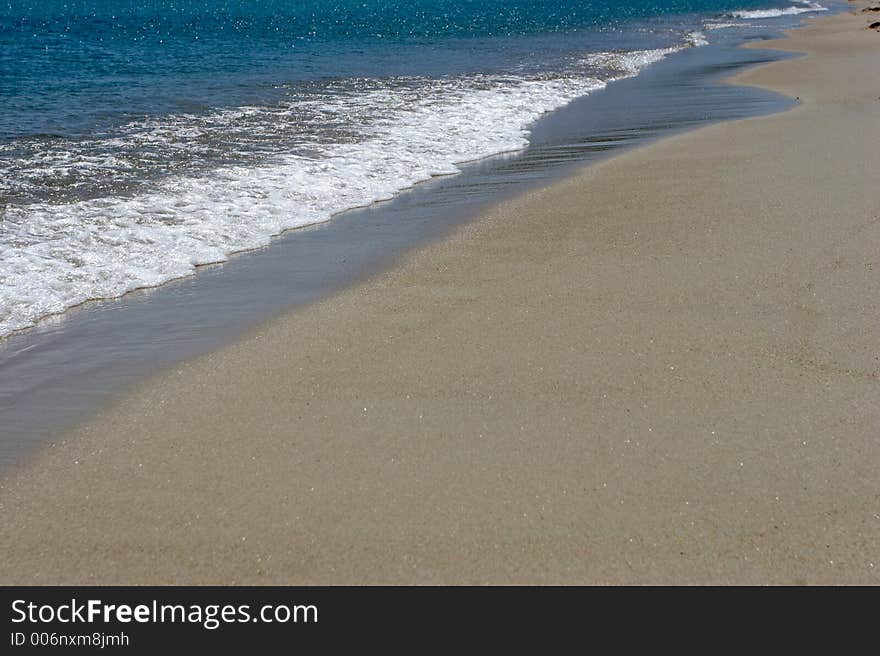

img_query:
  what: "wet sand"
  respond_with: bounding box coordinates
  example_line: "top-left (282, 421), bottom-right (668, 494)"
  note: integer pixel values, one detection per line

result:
top-left (1, 5), bottom-right (878, 584)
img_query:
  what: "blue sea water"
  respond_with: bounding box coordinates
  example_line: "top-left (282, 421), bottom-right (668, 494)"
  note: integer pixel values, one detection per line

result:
top-left (0, 0), bottom-right (828, 337)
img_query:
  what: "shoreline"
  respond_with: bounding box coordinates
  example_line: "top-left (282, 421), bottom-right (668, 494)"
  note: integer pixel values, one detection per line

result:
top-left (2, 3), bottom-right (878, 584)
top-left (0, 21), bottom-right (720, 344)
top-left (0, 24), bottom-right (798, 474)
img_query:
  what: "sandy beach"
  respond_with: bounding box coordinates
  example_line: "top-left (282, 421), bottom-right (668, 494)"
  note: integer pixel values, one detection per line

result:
top-left (1, 4), bottom-right (878, 584)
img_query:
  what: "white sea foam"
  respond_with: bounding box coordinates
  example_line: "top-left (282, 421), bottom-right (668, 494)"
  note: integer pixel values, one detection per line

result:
top-left (704, 21), bottom-right (752, 30)
top-left (730, 2), bottom-right (826, 19)
top-left (582, 47), bottom-right (677, 79)
top-left (686, 31), bottom-right (710, 47)
top-left (0, 36), bottom-right (704, 337)
top-left (580, 35), bottom-right (706, 82)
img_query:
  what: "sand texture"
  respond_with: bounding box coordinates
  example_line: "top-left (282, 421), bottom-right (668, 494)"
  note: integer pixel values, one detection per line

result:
top-left (1, 6), bottom-right (878, 584)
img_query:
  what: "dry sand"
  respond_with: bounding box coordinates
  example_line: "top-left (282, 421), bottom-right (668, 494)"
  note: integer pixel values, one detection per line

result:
top-left (1, 5), bottom-right (878, 584)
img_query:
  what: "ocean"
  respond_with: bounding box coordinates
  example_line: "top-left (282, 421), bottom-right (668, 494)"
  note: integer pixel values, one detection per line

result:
top-left (0, 0), bottom-right (829, 339)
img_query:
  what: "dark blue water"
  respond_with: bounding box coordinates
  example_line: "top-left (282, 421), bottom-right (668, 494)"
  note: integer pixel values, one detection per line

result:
top-left (0, 0), bottom-right (828, 339)
top-left (1, 0), bottom-right (812, 137)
